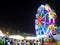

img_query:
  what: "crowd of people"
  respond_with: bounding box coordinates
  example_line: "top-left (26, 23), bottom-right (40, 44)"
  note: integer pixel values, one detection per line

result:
top-left (0, 35), bottom-right (59, 45)
top-left (0, 37), bottom-right (42, 45)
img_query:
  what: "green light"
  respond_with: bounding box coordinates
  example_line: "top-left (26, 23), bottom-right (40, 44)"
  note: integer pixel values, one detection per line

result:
top-left (38, 25), bottom-right (40, 30)
top-left (39, 12), bottom-right (43, 17)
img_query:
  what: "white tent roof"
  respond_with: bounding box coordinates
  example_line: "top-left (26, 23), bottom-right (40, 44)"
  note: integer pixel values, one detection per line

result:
top-left (26, 36), bottom-right (36, 40)
top-left (9, 35), bottom-right (24, 40)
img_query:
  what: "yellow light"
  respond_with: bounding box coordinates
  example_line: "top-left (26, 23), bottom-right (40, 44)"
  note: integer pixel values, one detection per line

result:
top-left (49, 12), bottom-right (54, 19)
top-left (6, 32), bottom-right (9, 34)
top-left (44, 4), bottom-right (51, 11)
top-left (48, 24), bottom-right (54, 29)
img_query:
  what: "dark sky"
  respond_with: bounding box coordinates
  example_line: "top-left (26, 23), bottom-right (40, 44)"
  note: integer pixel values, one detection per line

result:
top-left (0, 0), bottom-right (60, 34)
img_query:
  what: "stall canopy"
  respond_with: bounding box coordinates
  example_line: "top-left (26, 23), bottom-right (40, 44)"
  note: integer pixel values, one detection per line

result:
top-left (26, 36), bottom-right (36, 40)
top-left (9, 35), bottom-right (24, 40)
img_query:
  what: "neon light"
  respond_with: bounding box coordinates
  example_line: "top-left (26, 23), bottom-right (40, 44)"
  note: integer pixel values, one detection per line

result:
top-left (42, 12), bottom-right (48, 18)
top-left (35, 19), bottom-right (38, 24)
top-left (35, 24), bottom-right (38, 29)
top-left (53, 18), bottom-right (55, 23)
top-left (44, 4), bottom-right (51, 12)
top-left (39, 12), bottom-right (43, 17)
top-left (42, 21), bottom-right (49, 24)
top-left (35, 4), bottom-right (56, 36)
top-left (36, 14), bottom-right (39, 18)
top-left (49, 19), bottom-right (51, 23)
top-left (37, 16), bottom-right (42, 25)
top-left (44, 16), bottom-right (46, 27)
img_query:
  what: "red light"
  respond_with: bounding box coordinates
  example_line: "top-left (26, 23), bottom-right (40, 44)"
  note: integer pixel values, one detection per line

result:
top-left (37, 16), bottom-right (42, 25)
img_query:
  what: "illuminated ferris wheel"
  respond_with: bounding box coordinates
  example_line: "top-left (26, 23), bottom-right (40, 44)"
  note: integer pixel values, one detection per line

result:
top-left (35, 4), bottom-right (56, 36)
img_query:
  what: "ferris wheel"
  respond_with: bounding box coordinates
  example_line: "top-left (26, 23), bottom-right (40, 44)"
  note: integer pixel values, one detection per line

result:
top-left (35, 4), bottom-right (56, 36)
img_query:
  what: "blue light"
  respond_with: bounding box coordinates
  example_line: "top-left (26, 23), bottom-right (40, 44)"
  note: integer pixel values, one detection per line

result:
top-left (42, 31), bottom-right (44, 35)
top-left (42, 12), bottom-right (48, 18)
top-left (42, 21), bottom-right (49, 24)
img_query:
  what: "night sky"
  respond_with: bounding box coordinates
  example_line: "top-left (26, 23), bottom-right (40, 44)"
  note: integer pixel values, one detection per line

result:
top-left (0, 0), bottom-right (60, 34)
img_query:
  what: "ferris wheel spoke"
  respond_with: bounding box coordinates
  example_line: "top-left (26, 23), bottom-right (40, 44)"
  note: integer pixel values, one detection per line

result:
top-left (42, 12), bottom-right (48, 19)
top-left (42, 21), bottom-right (49, 24)
top-left (40, 25), bottom-right (46, 34)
